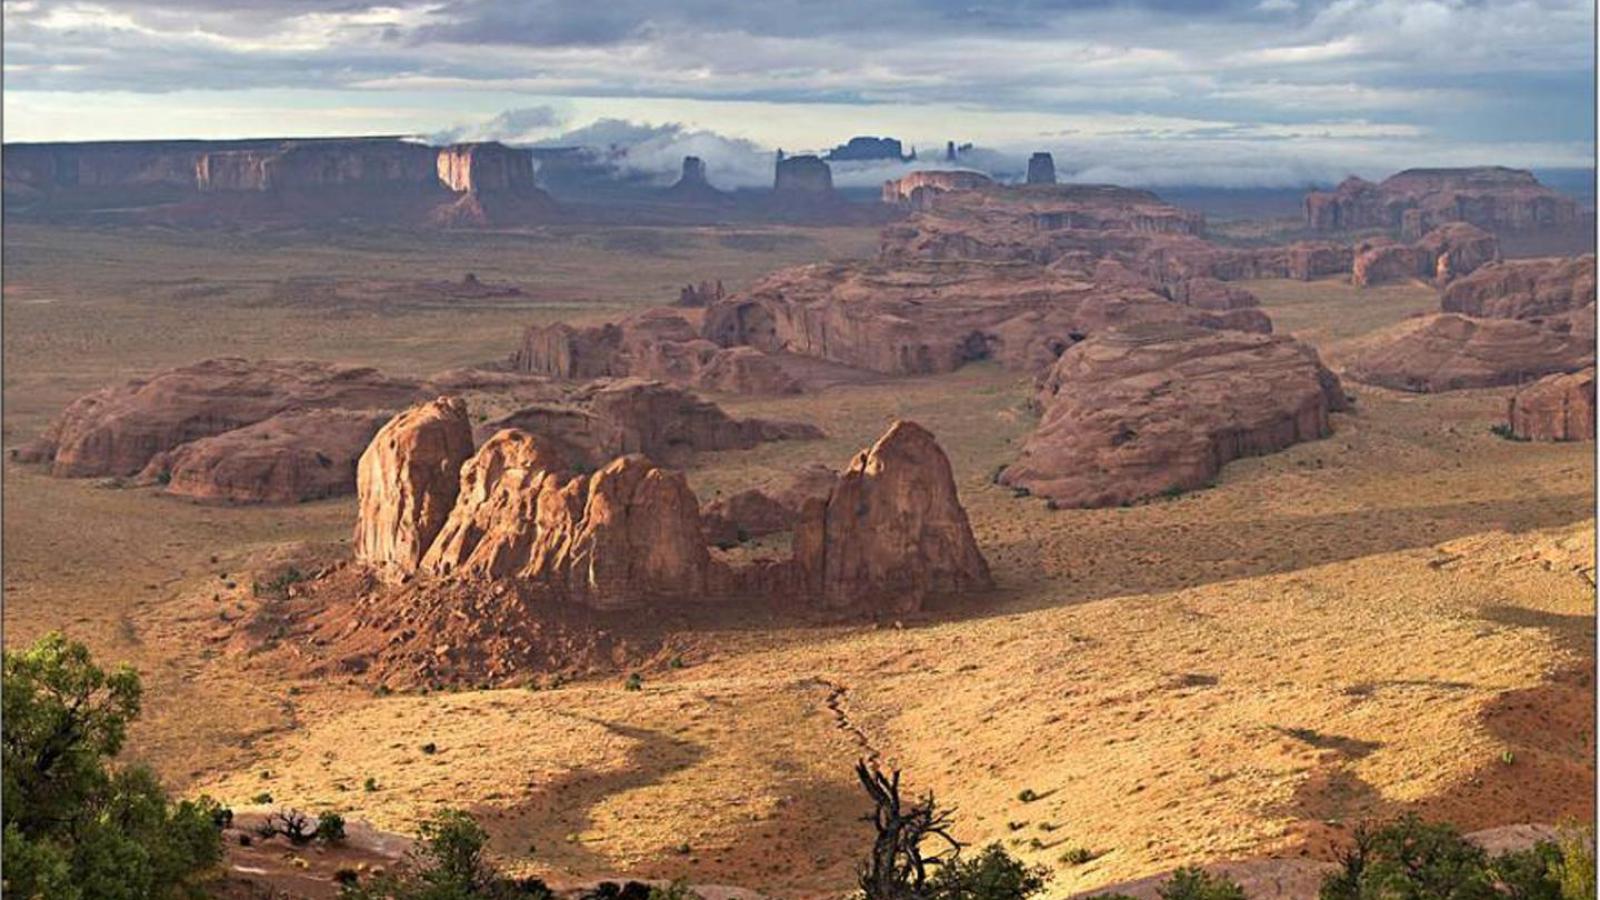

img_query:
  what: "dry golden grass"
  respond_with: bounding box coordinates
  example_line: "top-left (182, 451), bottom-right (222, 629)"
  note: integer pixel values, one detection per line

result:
top-left (2, 227), bottom-right (1592, 899)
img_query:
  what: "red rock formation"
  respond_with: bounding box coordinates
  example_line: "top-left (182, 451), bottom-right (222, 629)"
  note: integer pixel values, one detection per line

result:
top-left (1351, 224), bottom-right (1499, 288)
top-left (700, 258), bottom-right (1266, 378)
top-left (664, 155), bottom-right (732, 205)
top-left (353, 397), bottom-right (476, 579)
top-left (999, 323), bottom-right (1347, 508)
top-left (677, 280), bottom-right (725, 307)
top-left (18, 358), bottom-right (426, 478)
top-left (881, 170), bottom-right (995, 207)
top-left (791, 421), bottom-right (991, 611)
top-left (1167, 277), bottom-right (1260, 311)
top-left (690, 346), bottom-right (802, 394)
top-left (1304, 167), bottom-right (1578, 236)
top-left (140, 408), bottom-right (390, 504)
top-left (1441, 256), bottom-right (1596, 320)
top-left (478, 378), bottom-right (821, 467)
top-left (1343, 313), bottom-right (1595, 392)
top-left (196, 139), bottom-right (438, 192)
top-left (1507, 368), bottom-right (1595, 441)
top-left (700, 463), bottom-right (837, 546)
top-left (434, 142), bottom-right (537, 193)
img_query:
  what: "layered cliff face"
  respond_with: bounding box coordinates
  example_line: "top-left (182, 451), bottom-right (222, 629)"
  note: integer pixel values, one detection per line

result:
top-left (7, 137), bottom-right (554, 226)
top-left (434, 142), bottom-right (538, 193)
top-left (999, 324), bottom-right (1348, 508)
top-left (880, 170), bottom-right (995, 206)
top-left (1304, 167), bottom-right (1578, 236)
top-left (1343, 313), bottom-right (1595, 392)
top-left (196, 140), bottom-right (439, 192)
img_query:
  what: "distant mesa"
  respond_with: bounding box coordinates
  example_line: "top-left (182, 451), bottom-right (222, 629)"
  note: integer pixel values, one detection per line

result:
top-left (824, 136), bottom-right (915, 163)
top-left (774, 153), bottom-right (834, 195)
top-left (3, 136), bottom-right (556, 228)
top-left (1304, 166), bottom-right (1579, 237)
top-left (1026, 152), bottom-right (1057, 185)
top-left (880, 169), bottom-right (994, 208)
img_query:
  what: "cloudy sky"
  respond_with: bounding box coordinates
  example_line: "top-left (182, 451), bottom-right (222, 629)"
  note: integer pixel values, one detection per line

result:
top-left (4, 0), bottom-right (1594, 186)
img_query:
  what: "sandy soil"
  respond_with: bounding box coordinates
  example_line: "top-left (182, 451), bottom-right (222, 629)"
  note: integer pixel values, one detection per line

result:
top-left (2, 228), bottom-right (1592, 898)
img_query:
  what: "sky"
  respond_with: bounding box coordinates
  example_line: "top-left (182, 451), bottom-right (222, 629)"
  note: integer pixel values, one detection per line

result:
top-left (3, 0), bottom-right (1595, 187)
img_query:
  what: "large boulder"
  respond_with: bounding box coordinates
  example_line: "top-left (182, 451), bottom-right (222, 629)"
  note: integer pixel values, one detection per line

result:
top-left (420, 429), bottom-right (573, 580)
top-left (1343, 313), bottom-right (1595, 392)
top-left (1442, 256), bottom-right (1596, 320)
top-left (140, 408), bottom-right (390, 504)
top-left (353, 397), bottom-right (476, 579)
top-left (999, 324), bottom-right (1347, 508)
top-left (18, 358), bottom-right (426, 478)
top-left (1506, 368), bottom-right (1596, 441)
top-left (792, 421), bottom-right (991, 611)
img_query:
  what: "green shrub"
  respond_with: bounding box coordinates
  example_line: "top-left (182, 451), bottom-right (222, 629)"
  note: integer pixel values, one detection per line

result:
top-left (1317, 814), bottom-right (1577, 900)
top-left (316, 811), bottom-right (348, 845)
top-left (2, 632), bottom-right (225, 900)
top-left (1554, 824), bottom-right (1596, 900)
top-left (624, 673), bottom-right (643, 692)
top-left (1157, 867), bottom-right (1246, 900)
top-left (339, 808), bottom-right (555, 898)
top-left (927, 843), bottom-right (1049, 900)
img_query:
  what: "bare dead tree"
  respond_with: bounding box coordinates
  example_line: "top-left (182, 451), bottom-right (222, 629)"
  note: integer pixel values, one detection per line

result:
top-left (856, 760), bottom-right (963, 900)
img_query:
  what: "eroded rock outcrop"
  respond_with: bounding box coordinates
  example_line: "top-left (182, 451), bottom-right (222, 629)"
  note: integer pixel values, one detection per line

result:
top-left (511, 308), bottom-right (802, 394)
top-left (1442, 256), bottom-right (1596, 320)
top-left (16, 358), bottom-right (427, 479)
top-left (140, 409), bottom-right (391, 504)
top-left (353, 397), bottom-right (476, 579)
top-left (478, 378), bottom-right (821, 468)
top-left (999, 324), bottom-right (1347, 508)
top-left (1350, 223), bottom-right (1499, 287)
top-left (1507, 368), bottom-right (1596, 441)
top-left (881, 170), bottom-right (995, 207)
top-left (353, 410), bottom-right (988, 614)
top-left (700, 463), bottom-right (838, 546)
top-left (700, 258), bottom-right (1268, 378)
top-left (774, 154), bottom-right (834, 197)
top-left (1305, 167), bottom-right (1578, 236)
top-left (1343, 314), bottom-right (1595, 392)
top-left (791, 421), bottom-right (992, 611)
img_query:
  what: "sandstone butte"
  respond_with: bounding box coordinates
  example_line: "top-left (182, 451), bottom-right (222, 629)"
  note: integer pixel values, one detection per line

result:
top-left (1441, 255), bottom-right (1597, 320)
top-left (13, 357), bottom-right (427, 479)
top-left (1342, 313), bottom-right (1595, 393)
top-left (1303, 166), bottom-right (1579, 237)
top-left (999, 323), bottom-right (1348, 508)
top-left (700, 463), bottom-right (838, 547)
top-left (1350, 223), bottom-right (1500, 288)
top-left (353, 400), bottom-right (990, 614)
top-left (352, 397), bottom-right (477, 580)
top-left (1506, 367), bottom-right (1596, 442)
